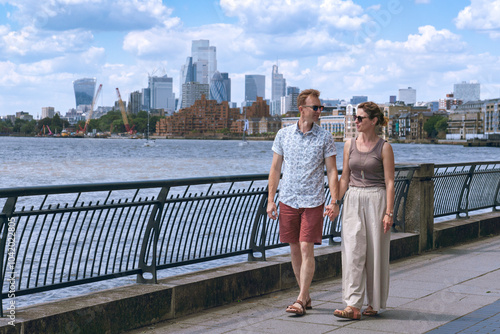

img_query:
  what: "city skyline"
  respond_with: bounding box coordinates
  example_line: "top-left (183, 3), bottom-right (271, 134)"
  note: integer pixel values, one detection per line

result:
top-left (1, 0), bottom-right (500, 117)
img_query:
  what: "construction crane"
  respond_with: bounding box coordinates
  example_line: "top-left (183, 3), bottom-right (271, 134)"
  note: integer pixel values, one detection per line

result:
top-left (84, 83), bottom-right (103, 133)
top-left (116, 88), bottom-right (134, 134)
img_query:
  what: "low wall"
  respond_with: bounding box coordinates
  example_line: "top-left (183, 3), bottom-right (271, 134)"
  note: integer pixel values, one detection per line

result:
top-left (0, 212), bottom-right (498, 334)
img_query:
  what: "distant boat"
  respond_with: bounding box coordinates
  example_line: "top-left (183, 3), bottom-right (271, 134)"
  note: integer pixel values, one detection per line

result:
top-left (239, 119), bottom-right (249, 146)
top-left (143, 111), bottom-right (155, 147)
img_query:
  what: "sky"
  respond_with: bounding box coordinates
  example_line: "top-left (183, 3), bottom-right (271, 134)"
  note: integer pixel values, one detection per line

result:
top-left (1, 0), bottom-right (500, 118)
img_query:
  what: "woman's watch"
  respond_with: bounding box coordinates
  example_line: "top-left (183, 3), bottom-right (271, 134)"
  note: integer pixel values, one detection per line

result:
top-left (332, 200), bottom-right (341, 205)
top-left (385, 212), bottom-right (393, 217)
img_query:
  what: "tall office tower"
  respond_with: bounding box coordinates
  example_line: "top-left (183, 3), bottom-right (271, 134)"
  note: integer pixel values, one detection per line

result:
top-left (209, 71), bottom-right (228, 103)
top-left (141, 88), bottom-right (150, 111)
top-left (390, 95), bottom-right (397, 103)
top-left (398, 87), bottom-right (417, 105)
top-left (179, 57), bottom-right (196, 108)
top-left (182, 82), bottom-right (209, 108)
top-left (221, 72), bottom-right (231, 102)
top-left (287, 86), bottom-right (300, 95)
top-left (191, 40), bottom-right (217, 85)
top-left (454, 81), bottom-right (480, 103)
top-left (245, 74), bottom-right (265, 102)
top-left (73, 78), bottom-right (96, 108)
top-left (148, 74), bottom-right (176, 113)
top-left (41, 107), bottom-right (55, 119)
top-left (271, 65), bottom-right (286, 102)
top-left (350, 96), bottom-right (368, 105)
top-left (128, 91), bottom-right (142, 114)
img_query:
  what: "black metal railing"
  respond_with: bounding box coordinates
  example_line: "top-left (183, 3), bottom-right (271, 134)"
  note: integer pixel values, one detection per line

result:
top-left (0, 165), bottom-right (415, 315)
top-left (433, 161), bottom-right (500, 218)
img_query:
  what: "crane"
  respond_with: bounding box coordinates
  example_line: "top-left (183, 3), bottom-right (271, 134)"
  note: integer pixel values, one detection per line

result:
top-left (84, 83), bottom-right (103, 133)
top-left (116, 88), bottom-right (134, 134)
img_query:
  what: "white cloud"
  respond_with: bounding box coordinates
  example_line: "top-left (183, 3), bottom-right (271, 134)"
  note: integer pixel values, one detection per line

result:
top-left (0, 26), bottom-right (94, 57)
top-left (220, 0), bottom-right (369, 33)
top-left (455, 0), bottom-right (500, 38)
top-left (415, 0), bottom-right (430, 4)
top-left (5, 0), bottom-right (174, 31)
top-left (376, 25), bottom-right (466, 53)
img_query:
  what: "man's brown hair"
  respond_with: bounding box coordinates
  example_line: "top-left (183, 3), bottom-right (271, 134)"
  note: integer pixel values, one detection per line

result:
top-left (297, 89), bottom-right (320, 107)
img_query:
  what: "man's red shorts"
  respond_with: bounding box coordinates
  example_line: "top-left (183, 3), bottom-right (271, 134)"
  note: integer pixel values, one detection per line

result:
top-left (278, 202), bottom-right (324, 245)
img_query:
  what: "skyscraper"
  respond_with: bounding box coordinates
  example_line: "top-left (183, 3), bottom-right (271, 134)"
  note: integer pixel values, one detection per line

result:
top-left (182, 82), bottom-right (209, 108)
top-left (221, 72), bottom-right (231, 102)
top-left (271, 65), bottom-right (286, 102)
top-left (148, 75), bottom-right (175, 113)
top-left (191, 40), bottom-right (217, 85)
top-left (209, 71), bottom-right (228, 103)
top-left (179, 40), bottom-right (217, 109)
top-left (245, 75), bottom-right (265, 102)
top-left (73, 78), bottom-right (96, 109)
top-left (454, 81), bottom-right (480, 102)
top-left (398, 87), bottom-right (417, 105)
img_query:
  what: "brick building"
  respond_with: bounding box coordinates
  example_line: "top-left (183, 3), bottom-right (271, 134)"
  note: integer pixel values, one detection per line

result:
top-left (155, 95), bottom-right (240, 137)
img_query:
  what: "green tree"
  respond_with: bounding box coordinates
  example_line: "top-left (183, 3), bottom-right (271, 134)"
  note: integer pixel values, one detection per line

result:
top-left (20, 120), bottom-right (36, 135)
top-left (424, 115), bottom-right (447, 138)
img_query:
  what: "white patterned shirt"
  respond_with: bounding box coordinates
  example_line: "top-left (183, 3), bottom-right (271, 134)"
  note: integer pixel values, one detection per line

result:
top-left (272, 122), bottom-right (337, 209)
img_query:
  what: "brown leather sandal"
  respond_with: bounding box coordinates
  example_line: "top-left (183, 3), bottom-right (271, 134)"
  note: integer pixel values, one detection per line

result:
top-left (362, 306), bottom-right (378, 316)
top-left (333, 306), bottom-right (361, 320)
top-left (306, 297), bottom-right (312, 310)
top-left (286, 300), bottom-right (306, 316)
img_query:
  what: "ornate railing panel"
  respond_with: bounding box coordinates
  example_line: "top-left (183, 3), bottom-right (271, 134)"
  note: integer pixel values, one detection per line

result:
top-left (433, 161), bottom-right (500, 218)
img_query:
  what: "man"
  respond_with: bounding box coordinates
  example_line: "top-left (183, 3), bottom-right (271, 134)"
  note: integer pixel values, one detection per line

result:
top-left (267, 88), bottom-right (340, 316)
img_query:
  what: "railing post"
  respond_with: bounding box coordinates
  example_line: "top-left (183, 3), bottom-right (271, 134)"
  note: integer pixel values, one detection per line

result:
top-left (457, 164), bottom-right (475, 218)
top-left (0, 197), bottom-right (17, 317)
top-left (405, 164), bottom-right (435, 252)
top-left (248, 191), bottom-right (268, 261)
top-left (137, 187), bottom-right (169, 284)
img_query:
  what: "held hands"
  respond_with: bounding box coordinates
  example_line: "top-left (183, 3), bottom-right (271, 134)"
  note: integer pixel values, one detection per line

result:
top-left (383, 213), bottom-right (393, 233)
top-left (323, 203), bottom-right (340, 220)
top-left (267, 201), bottom-right (278, 220)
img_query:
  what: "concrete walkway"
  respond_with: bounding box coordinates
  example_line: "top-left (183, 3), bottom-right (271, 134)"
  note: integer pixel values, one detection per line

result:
top-left (125, 235), bottom-right (500, 334)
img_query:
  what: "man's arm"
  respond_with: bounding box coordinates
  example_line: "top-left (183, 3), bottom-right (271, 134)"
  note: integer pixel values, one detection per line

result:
top-left (324, 155), bottom-right (340, 220)
top-left (267, 152), bottom-right (283, 220)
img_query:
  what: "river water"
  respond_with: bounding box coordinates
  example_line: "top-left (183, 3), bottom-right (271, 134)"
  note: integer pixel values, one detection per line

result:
top-left (0, 136), bottom-right (499, 308)
top-left (1, 136), bottom-right (499, 188)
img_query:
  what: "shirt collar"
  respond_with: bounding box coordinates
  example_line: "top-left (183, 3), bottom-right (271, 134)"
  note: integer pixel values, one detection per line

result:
top-left (295, 122), bottom-right (318, 136)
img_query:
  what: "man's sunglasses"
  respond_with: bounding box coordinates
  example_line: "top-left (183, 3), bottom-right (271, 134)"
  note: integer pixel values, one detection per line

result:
top-left (303, 105), bottom-right (324, 111)
top-left (352, 115), bottom-right (368, 122)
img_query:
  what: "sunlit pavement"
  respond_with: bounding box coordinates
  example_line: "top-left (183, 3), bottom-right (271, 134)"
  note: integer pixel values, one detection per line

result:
top-left (126, 235), bottom-right (500, 334)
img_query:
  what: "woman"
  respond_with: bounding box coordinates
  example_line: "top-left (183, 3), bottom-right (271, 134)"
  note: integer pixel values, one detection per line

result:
top-left (333, 101), bottom-right (395, 320)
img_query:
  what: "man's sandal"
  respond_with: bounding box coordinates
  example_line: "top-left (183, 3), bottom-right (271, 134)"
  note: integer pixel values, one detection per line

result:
top-left (286, 300), bottom-right (306, 316)
top-left (362, 306), bottom-right (378, 316)
top-left (333, 306), bottom-right (361, 320)
top-left (306, 298), bottom-right (312, 310)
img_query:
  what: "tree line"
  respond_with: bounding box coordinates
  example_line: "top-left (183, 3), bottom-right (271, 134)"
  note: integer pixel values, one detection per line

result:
top-left (0, 110), bottom-right (163, 136)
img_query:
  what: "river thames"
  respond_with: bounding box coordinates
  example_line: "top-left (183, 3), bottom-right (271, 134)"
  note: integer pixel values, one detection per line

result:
top-left (1, 136), bottom-right (499, 189)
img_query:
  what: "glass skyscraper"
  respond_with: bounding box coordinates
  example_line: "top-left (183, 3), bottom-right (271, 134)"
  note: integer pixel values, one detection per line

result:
top-left (73, 78), bottom-right (96, 108)
top-left (148, 75), bottom-right (175, 113)
top-left (245, 74), bottom-right (265, 102)
top-left (209, 71), bottom-right (228, 103)
top-left (271, 65), bottom-right (286, 102)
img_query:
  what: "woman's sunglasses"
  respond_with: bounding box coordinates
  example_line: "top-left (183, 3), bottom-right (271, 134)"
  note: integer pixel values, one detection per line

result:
top-left (352, 115), bottom-right (368, 122)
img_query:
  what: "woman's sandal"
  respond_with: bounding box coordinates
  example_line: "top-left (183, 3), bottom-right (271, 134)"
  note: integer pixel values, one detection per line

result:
top-left (333, 306), bottom-right (361, 320)
top-left (286, 300), bottom-right (306, 316)
top-left (362, 306), bottom-right (378, 316)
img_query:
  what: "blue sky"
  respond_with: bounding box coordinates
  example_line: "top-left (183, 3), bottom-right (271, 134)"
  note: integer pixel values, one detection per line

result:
top-left (1, 0), bottom-right (500, 117)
